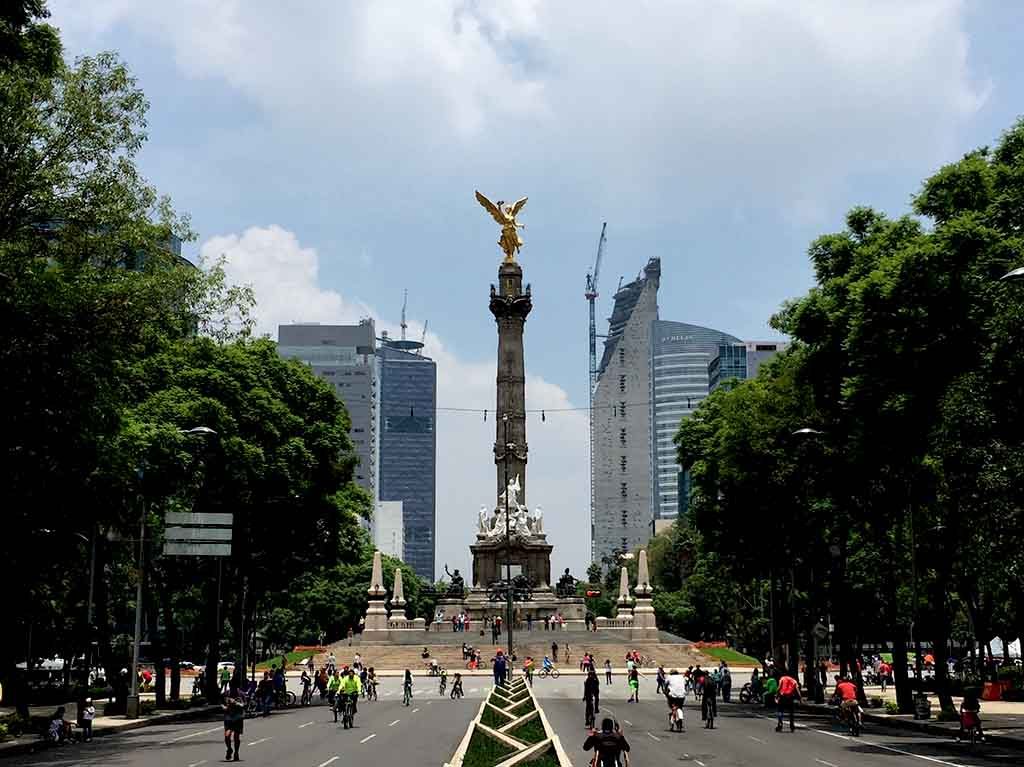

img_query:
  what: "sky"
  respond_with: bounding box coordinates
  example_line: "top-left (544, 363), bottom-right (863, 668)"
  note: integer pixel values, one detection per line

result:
top-left (51, 1), bottom-right (1024, 577)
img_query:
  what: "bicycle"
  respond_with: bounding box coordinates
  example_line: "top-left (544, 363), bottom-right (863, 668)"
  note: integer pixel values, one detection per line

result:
top-left (668, 702), bottom-right (685, 733)
top-left (537, 667), bottom-right (560, 679)
top-left (738, 683), bottom-right (763, 705)
top-left (341, 694), bottom-right (355, 730)
top-left (403, 683), bottom-right (412, 706)
top-left (365, 680), bottom-right (378, 701)
top-left (450, 684), bottom-right (463, 700)
top-left (300, 684), bottom-right (313, 706)
top-left (274, 689), bottom-right (296, 708)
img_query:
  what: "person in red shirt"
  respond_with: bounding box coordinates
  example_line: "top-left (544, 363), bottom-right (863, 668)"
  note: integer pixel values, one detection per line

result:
top-left (775, 674), bottom-right (801, 732)
top-left (834, 676), bottom-right (861, 733)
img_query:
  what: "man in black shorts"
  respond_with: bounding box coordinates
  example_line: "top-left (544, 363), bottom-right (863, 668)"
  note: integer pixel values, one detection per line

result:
top-left (223, 695), bottom-right (244, 761)
top-left (583, 718), bottom-right (630, 767)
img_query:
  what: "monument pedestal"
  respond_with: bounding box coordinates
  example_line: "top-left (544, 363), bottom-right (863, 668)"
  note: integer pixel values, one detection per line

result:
top-left (471, 535), bottom-right (552, 590)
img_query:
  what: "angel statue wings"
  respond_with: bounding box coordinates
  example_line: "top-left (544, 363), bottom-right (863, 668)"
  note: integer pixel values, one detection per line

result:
top-left (475, 190), bottom-right (528, 263)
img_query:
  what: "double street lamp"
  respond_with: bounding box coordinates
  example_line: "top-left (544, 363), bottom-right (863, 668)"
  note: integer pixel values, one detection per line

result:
top-left (502, 415), bottom-right (514, 670)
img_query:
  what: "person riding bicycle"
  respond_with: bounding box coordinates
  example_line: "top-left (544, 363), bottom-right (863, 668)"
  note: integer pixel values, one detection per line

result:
top-left (957, 689), bottom-right (984, 742)
top-left (833, 675), bottom-right (861, 731)
top-left (440, 667), bottom-right (448, 691)
top-left (327, 669), bottom-right (343, 715)
top-left (542, 655), bottom-right (554, 673)
top-left (701, 672), bottom-right (718, 728)
top-left (583, 717), bottom-right (630, 767)
top-left (340, 667), bottom-right (362, 720)
top-left (450, 672), bottom-right (464, 699)
top-left (666, 668), bottom-right (687, 709)
top-left (365, 667), bottom-right (377, 699)
top-left (359, 665), bottom-right (368, 697)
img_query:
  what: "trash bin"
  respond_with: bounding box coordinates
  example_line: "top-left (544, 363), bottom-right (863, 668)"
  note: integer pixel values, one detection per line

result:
top-left (913, 694), bottom-right (931, 720)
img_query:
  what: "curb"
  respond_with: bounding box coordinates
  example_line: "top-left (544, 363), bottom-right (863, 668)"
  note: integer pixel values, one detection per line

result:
top-left (0, 706), bottom-right (220, 759)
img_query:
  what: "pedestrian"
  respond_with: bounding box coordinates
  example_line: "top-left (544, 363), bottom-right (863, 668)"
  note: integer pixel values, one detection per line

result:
top-left (327, 651), bottom-right (337, 674)
top-left (220, 663), bottom-right (232, 695)
top-left (627, 665), bottom-right (643, 703)
top-left (775, 673), bottom-right (801, 732)
top-left (222, 694), bottom-right (244, 761)
top-left (552, 641), bottom-right (559, 663)
top-left (543, 614), bottom-right (550, 631)
top-left (604, 658), bottom-right (613, 685)
top-left (81, 698), bottom-right (95, 742)
top-left (583, 670), bottom-right (601, 728)
top-left (257, 671), bottom-right (274, 716)
top-left (462, 642), bottom-right (469, 661)
top-left (527, 613), bottom-right (533, 631)
top-left (347, 627), bottom-right (354, 646)
top-left (565, 643), bottom-right (571, 666)
top-left (493, 650), bottom-right (508, 688)
top-left (656, 665), bottom-right (666, 695)
top-left (720, 661), bottom-right (732, 703)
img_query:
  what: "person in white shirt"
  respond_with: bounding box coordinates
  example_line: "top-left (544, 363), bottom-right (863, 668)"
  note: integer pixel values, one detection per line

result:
top-left (666, 670), bottom-right (687, 707)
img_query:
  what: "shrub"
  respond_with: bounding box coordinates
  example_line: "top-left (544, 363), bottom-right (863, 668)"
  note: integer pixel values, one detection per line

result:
top-left (507, 716), bottom-right (546, 745)
top-left (885, 701), bottom-right (899, 714)
top-left (462, 729), bottom-right (516, 767)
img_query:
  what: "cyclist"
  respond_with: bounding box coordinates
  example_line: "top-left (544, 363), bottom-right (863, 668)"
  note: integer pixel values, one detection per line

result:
top-left (327, 669), bottom-right (343, 721)
top-left (833, 675), bottom-right (861, 734)
top-left (583, 717), bottom-right (630, 767)
top-left (450, 672), bottom-right (464, 700)
top-left (340, 667), bottom-right (362, 727)
top-left (542, 655), bottom-right (554, 674)
top-left (957, 689), bottom-right (984, 743)
top-left (440, 667), bottom-right (448, 695)
top-left (775, 673), bottom-right (801, 733)
top-left (403, 669), bottom-right (413, 706)
top-left (365, 667), bottom-right (378, 701)
top-left (359, 665), bottom-right (368, 697)
top-left (665, 668), bottom-right (687, 726)
top-left (701, 672), bottom-right (718, 728)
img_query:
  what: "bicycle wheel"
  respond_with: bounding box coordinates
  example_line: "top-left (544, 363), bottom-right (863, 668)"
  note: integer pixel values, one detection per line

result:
top-left (551, 669), bottom-right (560, 679)
top-left (285, 691), bottom-right (297, 706)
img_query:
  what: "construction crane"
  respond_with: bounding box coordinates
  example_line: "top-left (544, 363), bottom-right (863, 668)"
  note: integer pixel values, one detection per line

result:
top-left (400, 288), bottom-right (408, 341)
top-left (585, 222), bottom-right (607, 562)
top-left (418, 320), bottom-right (428, 354)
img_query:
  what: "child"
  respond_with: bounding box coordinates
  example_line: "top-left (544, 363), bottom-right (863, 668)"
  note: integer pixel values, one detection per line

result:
top-left (627, 665), bottom-right (642, 703)
top-left (81, 698), bottom-right (95, 742)
top-left (604, 658), bottom-right (613, 685)
top-left (958, 690), bottom-right (984, 742)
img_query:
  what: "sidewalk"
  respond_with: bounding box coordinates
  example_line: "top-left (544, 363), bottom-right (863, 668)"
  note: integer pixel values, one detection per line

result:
top-left (0, 703), bottom-right (219, 758)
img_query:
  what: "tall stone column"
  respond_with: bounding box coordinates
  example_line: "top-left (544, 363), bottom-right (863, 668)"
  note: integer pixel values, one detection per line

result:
top-left (490, 261), bottom-right (532, 506)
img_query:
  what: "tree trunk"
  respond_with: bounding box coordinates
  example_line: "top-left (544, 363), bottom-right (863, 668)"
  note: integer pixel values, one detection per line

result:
top-left (203, 565), bottom-right (222, 705)
top-left (149, 581), bottom-right (165, 708)
top-left (892, 636), bottom-right (914, 713)
top-left (159, 586), bottom-right (180, 701)
top-left (931, 563), bottom-right (955, 715)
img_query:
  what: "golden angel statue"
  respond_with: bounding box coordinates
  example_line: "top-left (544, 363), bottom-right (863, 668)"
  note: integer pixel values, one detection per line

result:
top-left (475, 190), bottom-right (528, 263)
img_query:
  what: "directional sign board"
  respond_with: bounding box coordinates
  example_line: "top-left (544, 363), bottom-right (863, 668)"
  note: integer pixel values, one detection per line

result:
top-left (163, 512), bottom-right (232, 557)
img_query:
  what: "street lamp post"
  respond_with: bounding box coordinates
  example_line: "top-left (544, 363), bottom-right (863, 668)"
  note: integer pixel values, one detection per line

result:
top-left (792, 427), bottom-right (826, 700)
top-left (502, 414), bottom-right (514, 672)
top-left (127, 426), bottom-right (216, 719)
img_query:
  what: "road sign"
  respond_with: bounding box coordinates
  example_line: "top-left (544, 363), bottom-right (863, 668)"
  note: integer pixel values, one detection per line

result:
top-left (163, 512), bottom-right (233, 557)
top-left (813, 622), bottom-right (829, 640)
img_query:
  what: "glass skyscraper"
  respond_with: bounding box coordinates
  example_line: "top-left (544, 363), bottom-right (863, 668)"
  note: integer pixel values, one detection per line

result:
top-left (378, 339), bottom-right (437, 582)
top-left (651, 321), bottom-right (742, 520)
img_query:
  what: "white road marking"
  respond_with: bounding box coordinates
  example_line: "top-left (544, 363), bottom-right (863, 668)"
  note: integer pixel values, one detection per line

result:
top-left (695, 761), bottom-right (706, 767)
top-left (161, 726), bottom-right (221, 745)
top-left (246, 737), bottom-right (272, 746)
top-left (188, 761), bottom-right (208, 767)
top-left (815, 760), bottom-right (838, 767)
top-left (318, 758), bottom-right (340, 767)
top-left (360, 733), bottom-right (377, 744)
top-left (469, 688), bottom-right (478, 693)
top-left (384, 690), bottom-right (393, 696)
top-left (411, 707), bottom-right (420, 713)
top-left (388, 719), bottom-right (401, 727)
top-left (749, 735), bottom-right (766, 743)
top-left (426, 700), bottom-right (433, 705)
top-left (623, 720), bottom-right (633, 726)
top-left (646, 732), bottom-right (662, 742)
top-left (299, 721), bottom-right (315, 728)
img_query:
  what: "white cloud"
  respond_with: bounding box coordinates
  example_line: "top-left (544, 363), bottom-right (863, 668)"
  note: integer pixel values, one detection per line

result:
top-left (203, 225), bottom-right (590, 575)
top-left (53, 0), bottom-right (989, 223)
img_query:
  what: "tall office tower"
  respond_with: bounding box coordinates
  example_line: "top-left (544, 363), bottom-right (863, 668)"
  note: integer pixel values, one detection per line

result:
top-left (650, 322), bottom-right (741, 521)
top-left (591, 258), bottom-right (661, 564)
top-left (277, 321), bottom-right (379, 501)
top-left (377, 335), bottom-right (437, 581)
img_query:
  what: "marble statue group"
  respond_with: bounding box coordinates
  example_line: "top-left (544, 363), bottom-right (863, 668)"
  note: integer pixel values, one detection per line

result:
top-left (478, 474), bottom-right (544, 542)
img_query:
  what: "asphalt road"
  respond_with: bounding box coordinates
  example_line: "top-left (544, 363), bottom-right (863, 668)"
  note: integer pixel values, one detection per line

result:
top-left (6, 676), bottom-right (1020, 766)
top-left (533, 676), bottom-right (1022, 767)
